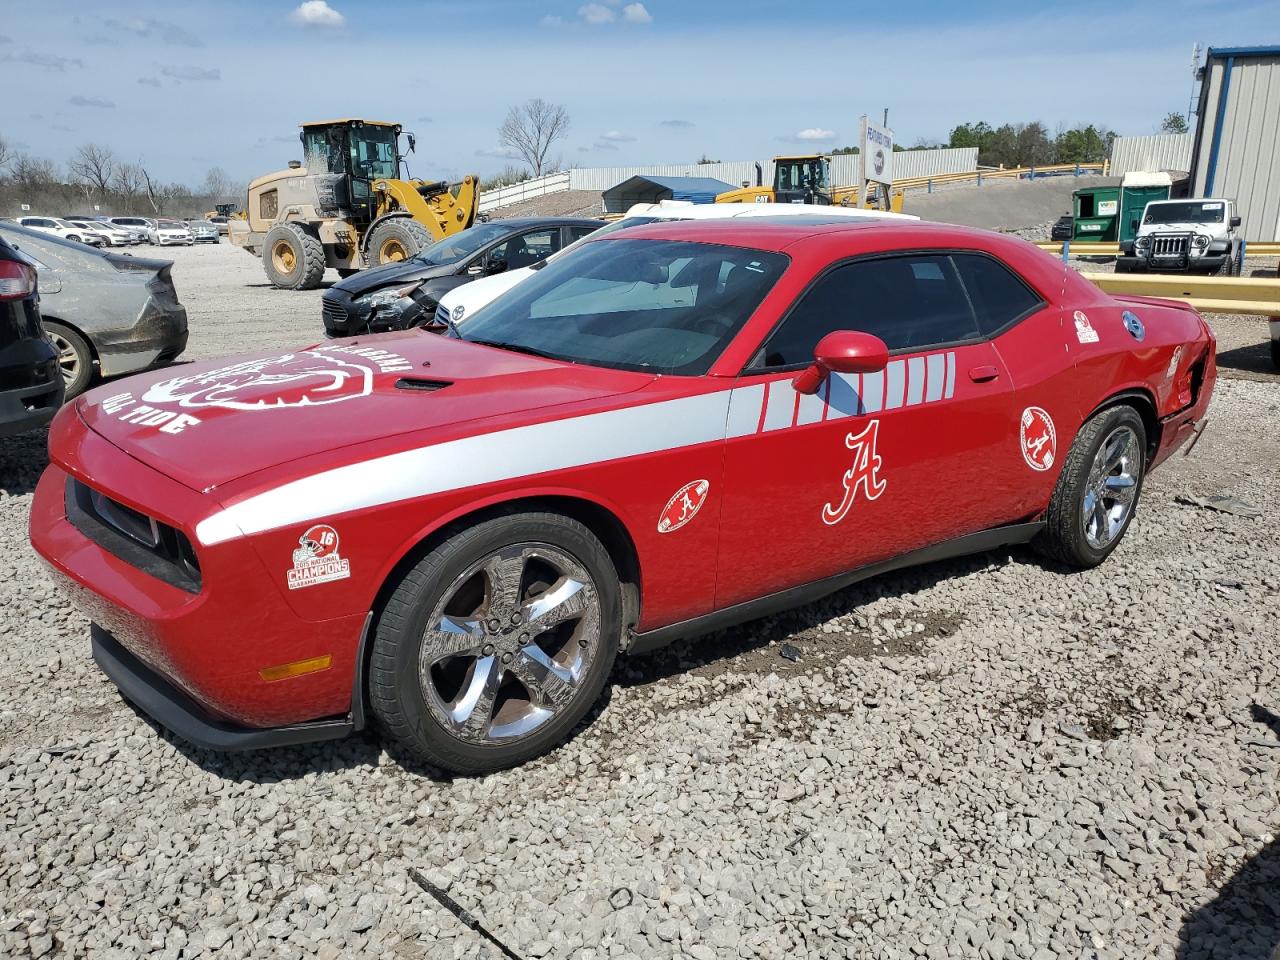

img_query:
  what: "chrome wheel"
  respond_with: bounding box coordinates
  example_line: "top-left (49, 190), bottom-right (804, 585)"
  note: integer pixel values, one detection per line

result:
top-left (48, 330), bottom-right (82, 386)
top-left (418, 543), bottom-right (601, 744)
top-left (1082, 425), bottom-right (1141, 550)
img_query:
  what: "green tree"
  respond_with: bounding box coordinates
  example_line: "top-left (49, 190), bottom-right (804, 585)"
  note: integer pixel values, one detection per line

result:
top-left (1159, 112), bottom-right (1189, 134)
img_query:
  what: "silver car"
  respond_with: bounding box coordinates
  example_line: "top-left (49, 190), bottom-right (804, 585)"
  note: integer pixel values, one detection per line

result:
top-left (0, 221), bottom-right (189, 399)
top-left (147, 219), bottom-right (194, 246)
top-left (187, 220), bottom-right (220, 244)
top-left (107, 217), bottom-right (155, 244)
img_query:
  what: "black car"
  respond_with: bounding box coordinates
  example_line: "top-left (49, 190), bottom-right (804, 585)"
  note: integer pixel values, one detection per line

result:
top-left (321, 217), bottom-right (601, 337)
top-left (1050, 213), bottom-right (1074, 241)
top-left (0, 234), bottom-right (63, 437)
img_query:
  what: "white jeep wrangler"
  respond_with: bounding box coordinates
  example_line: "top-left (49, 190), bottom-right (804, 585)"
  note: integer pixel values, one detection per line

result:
top-left (1119, 198), bottom-right (1242, 275)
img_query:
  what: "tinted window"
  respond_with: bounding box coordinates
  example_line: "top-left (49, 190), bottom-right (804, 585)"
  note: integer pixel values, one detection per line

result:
top-left (952, 254), bottom-right (1043, 336)
top-left (568, 226), bottom-right (599, 242)
top-left (758, 254), bottom-right (979, 367)
top-left (459, 238), bottom-right (788, 375)
top-left (488, 228), bottom-right (561, 271)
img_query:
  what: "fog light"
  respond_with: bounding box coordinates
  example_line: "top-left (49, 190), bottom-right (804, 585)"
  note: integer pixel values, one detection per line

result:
top-left (259, 655), bottom-right (332, 682)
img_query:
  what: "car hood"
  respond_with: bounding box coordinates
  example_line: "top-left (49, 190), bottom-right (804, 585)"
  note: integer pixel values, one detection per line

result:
top-left (76, 331), bottom-right (652, 492)
top-left (332, 259), bottom-right (458, 297)
top-left (1139, 222), bottom-right (1220, 234)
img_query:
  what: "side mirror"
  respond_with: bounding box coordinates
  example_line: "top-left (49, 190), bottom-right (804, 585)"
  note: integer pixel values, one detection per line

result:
top-left (466, 263), bottom-right (484, 277)
top-left (793, 330), bottom-right (889, 395)
top-left (407, 133), bottom-right (417, 153)
top-left (1230, 216), bottom-right (1241, 228)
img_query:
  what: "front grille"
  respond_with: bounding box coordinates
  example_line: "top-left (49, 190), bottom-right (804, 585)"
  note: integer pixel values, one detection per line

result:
top-left (433, 303), bottom-right (451, 327)
top-left (1151, 234), bottom-right (1190, 257)
top-left (322, 296), bottom-right (352, 333)
top-left (65, 478), bottom-right (202, 593)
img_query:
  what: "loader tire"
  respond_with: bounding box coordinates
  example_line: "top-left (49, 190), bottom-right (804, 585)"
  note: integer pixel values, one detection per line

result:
top-left (263, 223), bottom-right (326, 290)
top-left (366, 217), bottom-right (433, 267)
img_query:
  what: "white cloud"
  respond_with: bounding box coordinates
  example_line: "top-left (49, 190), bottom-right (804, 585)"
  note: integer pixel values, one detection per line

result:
top-left (159, 64), bottom-right (221, 82)
top-left (795, 128), bottom-right (836, 141)
top-left (540, 14), bottom-right (565, 26)
top-left (137, 76), bottom-right (161, 87)
top-left (622, 3), bottom-right (652, 24)
top-left (578, 3), bottom-right (615, 24)
top-left (599, 130), bottom-right (636, 142)
top-left (69, 95), bottom-right (115, 109)
top-left (290, 1), bottom-right (345, 28)
top-left (592, 141), bottom-right (619, 151)
top-left (476, 146), bottom-right (524, 160)
top-left (660, 119), bottom-right (695, 128)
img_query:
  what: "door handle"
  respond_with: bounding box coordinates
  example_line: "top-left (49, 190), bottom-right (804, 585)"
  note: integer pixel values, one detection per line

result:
top-left (968, 365), bottom-right (1000, 383)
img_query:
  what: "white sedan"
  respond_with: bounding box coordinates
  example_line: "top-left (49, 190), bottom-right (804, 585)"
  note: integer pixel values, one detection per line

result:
top-left (67, 220), bottom-right (131, 247)
top-left (434, 200), bottom-right (918, 328)
top-left (147, 219), bottom-right (195, 246)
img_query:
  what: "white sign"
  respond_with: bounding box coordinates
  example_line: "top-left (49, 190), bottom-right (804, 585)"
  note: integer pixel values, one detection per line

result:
top-left (20, 203), bottom-right (30, 211)
top-left (860, 116), bottom-right (895, 185)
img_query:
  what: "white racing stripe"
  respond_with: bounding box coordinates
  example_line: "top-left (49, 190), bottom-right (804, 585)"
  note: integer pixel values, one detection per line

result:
top-left (195, 347), bottom-right (961, 546)
top-left (197, 390), bottom-right (738, 545)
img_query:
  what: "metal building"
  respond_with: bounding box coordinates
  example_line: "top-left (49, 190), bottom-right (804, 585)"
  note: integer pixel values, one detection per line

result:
top-left (1190, 46), bottom-right (1280, 241)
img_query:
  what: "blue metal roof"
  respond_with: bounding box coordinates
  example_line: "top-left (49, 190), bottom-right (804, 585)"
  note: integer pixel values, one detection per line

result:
top-left (633, 175), bottom-right (739, 193)
top-left (1206, 45), bottom-right (1280, 58)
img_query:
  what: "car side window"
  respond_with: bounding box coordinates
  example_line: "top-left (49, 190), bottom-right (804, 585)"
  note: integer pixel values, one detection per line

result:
top-left (488, 229), bottom-right (562, 271)
top-left (951, 254), bottom-right (1044, 336)
top-left (756, 254), bottom-right (979, 368)
top-left (568, 226), bottom-right (598, 243)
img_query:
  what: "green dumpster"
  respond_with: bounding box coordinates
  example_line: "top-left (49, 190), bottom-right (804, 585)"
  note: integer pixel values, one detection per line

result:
top-left (1072, 173), bottom-right (1173, 243)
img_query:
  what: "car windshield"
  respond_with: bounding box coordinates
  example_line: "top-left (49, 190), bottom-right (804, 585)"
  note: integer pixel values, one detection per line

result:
top-left (457, 237), bottom-right (789, 375)
top-left (413, 222), bottom-right (517, 266)
top-left (56, 219), bottom-right (78, 228)
top-left (160, 220), bottom-right (184, 228)
top-left (1144, 201), bottom-right (1227, 225)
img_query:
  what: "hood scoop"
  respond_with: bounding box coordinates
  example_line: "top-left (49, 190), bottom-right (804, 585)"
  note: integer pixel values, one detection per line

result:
top-left (395, 377), bottom-right (452, 392)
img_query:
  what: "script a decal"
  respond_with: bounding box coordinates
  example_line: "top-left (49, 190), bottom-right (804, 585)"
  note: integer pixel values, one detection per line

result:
top-left (821, 419), bottom-right (886, 526)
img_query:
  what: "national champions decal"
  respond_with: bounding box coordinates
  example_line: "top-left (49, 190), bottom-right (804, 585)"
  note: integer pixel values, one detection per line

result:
top-left (287, 524), bottom-right (351, 590)
top-left (1019, 406), bottom-right (1057, 472)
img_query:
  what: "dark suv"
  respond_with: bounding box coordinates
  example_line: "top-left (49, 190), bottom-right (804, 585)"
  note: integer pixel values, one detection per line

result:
top-left (0, 234), bottom-right (63, 437)
top-left (321, 217), bottom-right (601, 337)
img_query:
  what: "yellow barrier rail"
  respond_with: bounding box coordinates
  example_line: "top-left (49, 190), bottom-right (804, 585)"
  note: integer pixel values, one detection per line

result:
top-left (1036, 240), bottom-right (1280, 259)
top-left (1082, 272), bottom-right (1280, 317)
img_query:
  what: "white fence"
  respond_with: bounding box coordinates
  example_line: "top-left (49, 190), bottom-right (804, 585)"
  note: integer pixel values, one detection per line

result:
top-left (478, 147), bottom-right (980, 212)
top-left (1109, 133), bottom-right (1194, 176)
top-left (477, 172), bottom-right (571, 213)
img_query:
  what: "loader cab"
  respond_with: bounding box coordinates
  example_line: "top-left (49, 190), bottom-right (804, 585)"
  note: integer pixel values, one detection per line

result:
top-left (773, 155), bottom-right (832, 205)
top-left (299, 119), bottom-right (402, 224)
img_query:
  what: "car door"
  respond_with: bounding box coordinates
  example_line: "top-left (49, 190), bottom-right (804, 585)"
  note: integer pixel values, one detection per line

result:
top-left (715, 252), bottom-right (1023, 610)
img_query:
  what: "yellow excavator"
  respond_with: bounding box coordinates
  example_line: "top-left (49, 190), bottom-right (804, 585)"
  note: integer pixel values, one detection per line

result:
top-left (715, 154), bottom-right (903, 212)
top-left (230, 119), bottom-right (480, 290)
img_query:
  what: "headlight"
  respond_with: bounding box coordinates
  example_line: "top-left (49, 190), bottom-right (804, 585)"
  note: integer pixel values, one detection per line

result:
top-left (1135, 236), bottom-right (1150, 250)
top-left (1192, 234), bottom-right (1210, 248)
top-left (362, 282), bottom-right (421, 308)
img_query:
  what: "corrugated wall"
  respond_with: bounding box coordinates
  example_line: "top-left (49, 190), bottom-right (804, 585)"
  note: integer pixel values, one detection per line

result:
top-left (1109, 134), bottom-right (1193, 176)
top-left (567, 148), bottom-right (977, 193)
top-left (1192, 51), bottom-right (1280, 242)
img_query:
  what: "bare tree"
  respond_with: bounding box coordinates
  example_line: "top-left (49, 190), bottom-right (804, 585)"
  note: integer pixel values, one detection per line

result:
top-left (0, 135), bottom-right (13, 174)
top-left (499, 98), bottom-right (570, 177)
top-left (202, 166), bottom-right (232, 204)
top-left (11, 153), bottom-right (59, 191)
top-left (141, 165), bottom-right (175, 215)
top-left (68, 143), bottom-right (115, 203)
top-left (111, 162), bottom-right (145, 212)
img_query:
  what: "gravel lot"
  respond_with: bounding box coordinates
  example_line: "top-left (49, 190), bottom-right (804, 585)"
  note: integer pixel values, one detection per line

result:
top-left (2, 242), bottom-right (1278, 960)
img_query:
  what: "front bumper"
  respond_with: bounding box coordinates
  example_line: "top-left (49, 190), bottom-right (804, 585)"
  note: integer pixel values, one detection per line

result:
top-left (29, 413), bottom-right (367, 739)
top-left (92, 625), bottom-right (353, 751)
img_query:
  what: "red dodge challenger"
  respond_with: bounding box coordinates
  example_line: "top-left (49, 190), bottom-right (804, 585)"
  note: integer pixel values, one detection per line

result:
top-left (30, 219), bottom-right (1216, 773)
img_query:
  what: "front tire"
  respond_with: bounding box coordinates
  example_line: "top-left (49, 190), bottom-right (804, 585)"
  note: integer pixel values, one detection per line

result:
top-left (370, 512), bottom-right (621, 774)
top-left (365, 217), bottom-right (433, 268)
top-left (1035, 405), bottom-right (1146, 569)
top-left (263, 222), bottom-right (326, 290)
top-left (43, 321), bottom-right (94, 399)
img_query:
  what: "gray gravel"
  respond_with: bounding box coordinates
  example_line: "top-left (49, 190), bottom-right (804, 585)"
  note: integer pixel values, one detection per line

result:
top-left (1, 243), bottom-right (1279, 959)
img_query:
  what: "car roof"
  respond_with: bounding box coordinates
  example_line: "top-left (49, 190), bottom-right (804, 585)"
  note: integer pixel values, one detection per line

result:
top-left (599, 217), bottom-right (1012, 254)
top-left (482, 217), bottom-right (602, 229)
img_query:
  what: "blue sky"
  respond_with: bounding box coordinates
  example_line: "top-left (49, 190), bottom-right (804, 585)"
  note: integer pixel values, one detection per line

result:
top-left (2, 0), bottom-right (1274, 186)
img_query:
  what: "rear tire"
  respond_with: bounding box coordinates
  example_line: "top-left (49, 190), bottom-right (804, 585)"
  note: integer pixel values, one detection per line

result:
top-left (365, 217), bottom-right (433, 268)
top-left (263, 222), bottom-right (326, 290)
top-left (43, 321), bottom-right (94, 400)
top-left (1035, 405), bottom-right (1146, 569)
top-left (370, 512), bottom-right (621, 774)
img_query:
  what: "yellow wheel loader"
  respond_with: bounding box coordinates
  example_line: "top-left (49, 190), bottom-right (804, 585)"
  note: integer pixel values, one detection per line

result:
top-left (716, 154), bottom-right (903, 212)
top-left (230, 119), bottom-right (480, 290)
